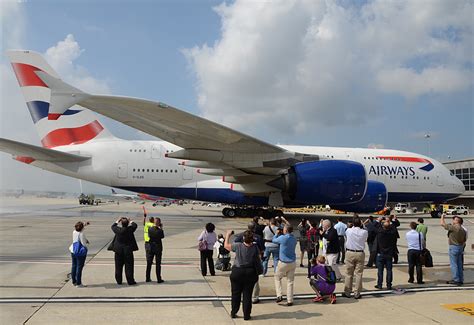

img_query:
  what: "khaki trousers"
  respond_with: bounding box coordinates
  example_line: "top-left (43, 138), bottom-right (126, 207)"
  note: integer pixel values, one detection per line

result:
top-left (274, 261), bottom-right (296, 303)
top-left (344, 250), bottom-right (365, 295)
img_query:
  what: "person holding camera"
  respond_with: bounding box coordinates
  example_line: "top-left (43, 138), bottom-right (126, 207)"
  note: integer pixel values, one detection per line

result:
top-left (146, 217), bottom-right (165, 283)
top-left (69, 221), bottom-right (90, 287)
top-left (111, 217), bottom-right (139, 285)
top-left (272, 224), bottom-right (297, 306)
top-left (320, 219), bottom-right (342, 281)
top-left (441, 214), bottom-right (467, 285)
top-left (198, 223), bottom-right (217, 276)
top-left (224, 230), bottom-right (262, 321)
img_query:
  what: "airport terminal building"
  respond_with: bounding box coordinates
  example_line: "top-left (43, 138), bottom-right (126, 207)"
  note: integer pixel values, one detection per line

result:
top-left (444, 158), bottom-right (474, 208)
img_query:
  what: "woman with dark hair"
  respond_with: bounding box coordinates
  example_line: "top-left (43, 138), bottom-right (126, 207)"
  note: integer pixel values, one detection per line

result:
top-left (198, 222), bottom-right (217, 276)
top-left (224, 230), bottom-right (261, 321)
top-left (69, 221), bottom-right (90, 287)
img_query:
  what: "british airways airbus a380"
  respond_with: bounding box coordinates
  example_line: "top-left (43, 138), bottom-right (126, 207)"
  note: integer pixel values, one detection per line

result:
top-left (0, 50), bottom-right (465, 217)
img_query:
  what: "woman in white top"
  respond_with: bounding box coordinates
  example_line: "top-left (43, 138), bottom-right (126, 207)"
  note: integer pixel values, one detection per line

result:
top-left (198, 223), bottom-right (217, 276)
top-left (69, 221), bottom-right (90, 287)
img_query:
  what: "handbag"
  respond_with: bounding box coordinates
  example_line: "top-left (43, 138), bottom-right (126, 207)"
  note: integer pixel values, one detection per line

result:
top-left (254, 245), bottom-right (264, 275)
top-left (72, 240), bottom-right (88, 257)
top-left (421, 249), bottom-right (433, 267)
top-left (107, 235), bottom-right (116, 251)
top-left (198, 232), bottom-right (208, 251)
top-left (418, 233), bottom-right (433, 267)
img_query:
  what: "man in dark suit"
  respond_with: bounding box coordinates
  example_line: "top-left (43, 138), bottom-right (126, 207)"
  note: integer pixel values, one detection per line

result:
top-left (111, 217), bottom-right (139, 285)
top-left (320, 219), bottom-right (342, 280)
top-left (147, 218), bottom-right (165, 283)
top-left (373, 219), bottom-right (398, 290)
top-left (389, 215), bottom-right (400, 264)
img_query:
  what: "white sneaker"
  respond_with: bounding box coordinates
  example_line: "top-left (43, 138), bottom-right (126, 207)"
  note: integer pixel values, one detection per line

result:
top-left (76, 284), bottom-right (87, 288)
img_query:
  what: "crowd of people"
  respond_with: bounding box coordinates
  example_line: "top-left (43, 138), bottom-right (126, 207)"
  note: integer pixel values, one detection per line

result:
top-left (69, 211), bottom-right (468, 321)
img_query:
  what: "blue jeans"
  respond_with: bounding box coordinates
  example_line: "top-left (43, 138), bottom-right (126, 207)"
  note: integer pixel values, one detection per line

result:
top-left (448, 245), bottom-right (464, 283)
top-left (71, 254), bottom-right (87, 285)
top-left (263, 246), bottom-right (279, 275)
top-left (376, 253), bottom-right (393, 287)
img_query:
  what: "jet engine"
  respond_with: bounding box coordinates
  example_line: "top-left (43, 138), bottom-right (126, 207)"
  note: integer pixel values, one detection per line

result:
top-left (269, 160), bottom-right (367, 205)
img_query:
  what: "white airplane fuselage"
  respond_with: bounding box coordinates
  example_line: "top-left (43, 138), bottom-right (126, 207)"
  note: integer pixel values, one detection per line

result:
top-left (26, 138), bottom-right (465, 207)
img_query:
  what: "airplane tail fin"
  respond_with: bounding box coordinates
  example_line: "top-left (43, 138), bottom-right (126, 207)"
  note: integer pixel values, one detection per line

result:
top-left (111, 189), bottom-right (117, 194)
top-left (5, 50), bottom-right (113, 148)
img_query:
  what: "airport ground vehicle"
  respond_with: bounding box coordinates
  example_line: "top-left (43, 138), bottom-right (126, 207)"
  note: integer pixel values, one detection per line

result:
top-left (445, 205), bottom-right (469, 215)
top-left (78, 194), bottom-right (95, 205)
top-left (394, 203), bottom-right (417, 213)
top-left (1, 50), bottom-right (465, 218)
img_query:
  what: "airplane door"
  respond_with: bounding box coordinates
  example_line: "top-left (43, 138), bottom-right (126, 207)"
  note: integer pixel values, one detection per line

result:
top-left (182, 166), bottom-right (193, 180)
top-left (117, 162), bottom-right (128, 179)
top-left (437, 173), bottom-right (444, 186)
top-left (151, 145), bottom-right (161, 159)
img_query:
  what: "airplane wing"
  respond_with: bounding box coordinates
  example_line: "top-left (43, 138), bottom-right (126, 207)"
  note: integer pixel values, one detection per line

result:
top-left (0, 138), bottom-right (90, 162)
top-left (79, 95), bottom-right (282, 154)
top-left (77, 95), bottom-right (319, 173)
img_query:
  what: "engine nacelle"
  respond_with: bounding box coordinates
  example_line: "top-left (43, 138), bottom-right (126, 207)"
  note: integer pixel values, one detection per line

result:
top-left (332, 180), bottom-right (387, 213)
top-left (270, 160), bottom-right (367, 205)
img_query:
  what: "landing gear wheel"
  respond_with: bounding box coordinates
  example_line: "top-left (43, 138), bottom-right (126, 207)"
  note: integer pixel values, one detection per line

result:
top-left (222, 208), bottom-right (230, 217)
top-left (464, 211), bottom-right (468, 215)
top-left (227, 209), bottom-right (236, 217)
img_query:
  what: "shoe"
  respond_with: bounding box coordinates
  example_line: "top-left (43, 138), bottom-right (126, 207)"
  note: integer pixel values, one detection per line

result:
top-left (146, 279), bottom-right (152, 283)
top-left (417, 281), bottom-right (425, 285)
top-left (300, 264), bottom-right (304, 268)
top-left (244, 316), bottom-right (251, 321)
top-left (276, 296), bottom-right (283, 303)
top-left (330, 294), bottom-right (337, 304)
top-left (76, 284), bottom-right (86, 288)
top-left (157, 279), bottom-right (164, 283)
top-left (446, 280), bottom-right (463, 286)
top-left (365, 264), bottom-right (372, 268)
top-left (408, 279), bottom-right (414, 283)
top-left (312, 296), bottom-right (324, 303)
top-left (342, 292), bottom-right (351, 298)
top-left (252, 298), bottom-right (260, 304)
top-left (287, 302), bottom-right (293, 306)
top-left (230, 313), bottom-right (237, 319)
top-left (336, 278), bottom-right (343, 283)
top-left (128, 281), bottom-right (137, 285)
top-left (354, 293), bottom-right (361, 299)
top-left (374, 285), bottom-right (382, 289)
top-left (387, 286), bottom-right (392, 290)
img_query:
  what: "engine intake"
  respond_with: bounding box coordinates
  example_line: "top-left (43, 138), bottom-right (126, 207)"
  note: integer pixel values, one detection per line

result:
top-left (332, 180), bottom-right (387, 213)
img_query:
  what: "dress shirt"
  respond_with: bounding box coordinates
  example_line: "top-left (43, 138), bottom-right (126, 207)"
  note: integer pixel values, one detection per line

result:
top-left (406, 229), bottom-right (423, 250)
top-left (334, 222), bottom-right (348, 237)
top-left (272, 233), bottom-right (297, 263)
top-left (345, 227), bottom-right (368, 251)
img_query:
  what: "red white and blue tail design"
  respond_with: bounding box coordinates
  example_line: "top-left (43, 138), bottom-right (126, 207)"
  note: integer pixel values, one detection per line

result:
top-left (6, 50), bottom-right (112, 148)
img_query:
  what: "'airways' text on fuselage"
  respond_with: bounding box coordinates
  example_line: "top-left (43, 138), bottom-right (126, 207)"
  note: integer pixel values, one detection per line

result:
top-left (369, 165), bottom-right (416, 176)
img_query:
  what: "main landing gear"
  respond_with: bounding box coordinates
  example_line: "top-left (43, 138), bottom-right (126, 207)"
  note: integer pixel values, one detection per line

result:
top-left (222, 207), bottom-right (284, 218)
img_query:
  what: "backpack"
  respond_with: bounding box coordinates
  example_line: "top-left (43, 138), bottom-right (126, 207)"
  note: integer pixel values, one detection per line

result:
top-left (324, 265), bottom-right (337, 284)
top-left (72, 240), bottom-right (87, 257)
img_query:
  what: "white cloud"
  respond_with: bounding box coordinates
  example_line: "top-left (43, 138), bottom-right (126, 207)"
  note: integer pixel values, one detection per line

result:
top-left (368, 143), bottom-right (384, 149)
top-left (377, 67), bottom-right (471, 98)
top-left (184, 0), bottom-right (473, 136)
top-left (45, 34), bottom-right (111, 94)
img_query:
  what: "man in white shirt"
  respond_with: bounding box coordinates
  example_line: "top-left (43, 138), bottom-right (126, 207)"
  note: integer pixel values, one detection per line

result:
top-left (334, 217), bottom-right (348, 264)
top-left (343, 217), bottom-right (368, 299)
top-left (406, 222), bottom-right (424, 284)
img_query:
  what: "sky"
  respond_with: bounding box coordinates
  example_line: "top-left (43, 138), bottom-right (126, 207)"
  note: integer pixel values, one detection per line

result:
top-left (0, 0), bottom-right (473, 194)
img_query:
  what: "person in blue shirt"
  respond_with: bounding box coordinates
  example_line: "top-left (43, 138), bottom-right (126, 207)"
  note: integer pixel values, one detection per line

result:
top-left (334, 217), bottom-right (348, 264)
top-left (272, 224), bottom-right (297, 306)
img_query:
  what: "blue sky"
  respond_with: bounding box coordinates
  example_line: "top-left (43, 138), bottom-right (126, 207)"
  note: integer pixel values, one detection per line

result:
top-left (0, 0), bottom-right (472, 193)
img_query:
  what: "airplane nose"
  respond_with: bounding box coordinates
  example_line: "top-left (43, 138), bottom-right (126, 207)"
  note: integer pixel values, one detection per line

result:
top-left (455, 177), bottom-right (465, 194)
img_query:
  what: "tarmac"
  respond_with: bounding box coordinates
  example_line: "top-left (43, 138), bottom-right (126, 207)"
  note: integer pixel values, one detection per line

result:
top-left (0, 196), bottom-right (472, 324)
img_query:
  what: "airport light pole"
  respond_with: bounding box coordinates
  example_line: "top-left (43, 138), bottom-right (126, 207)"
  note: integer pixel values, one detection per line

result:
top-left (424, 133), bottom-right (431, 157)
